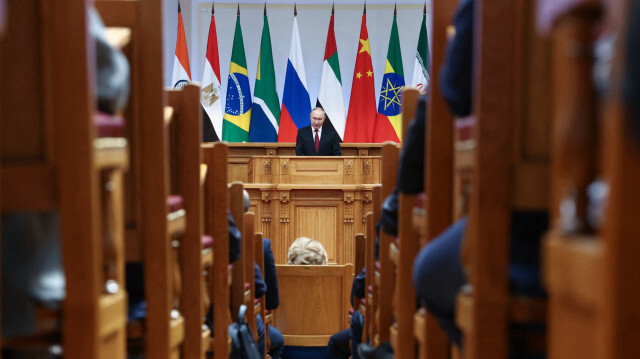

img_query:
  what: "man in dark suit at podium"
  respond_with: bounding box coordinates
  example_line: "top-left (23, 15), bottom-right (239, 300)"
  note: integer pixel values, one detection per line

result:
top-left (295, 107), bottom-right (342, 156)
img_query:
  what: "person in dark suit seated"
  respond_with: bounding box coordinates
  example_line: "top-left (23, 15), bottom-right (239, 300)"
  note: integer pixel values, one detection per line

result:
top-left (295, 107), bottom-right (342, 156)
top-left (242, 190), bottom-right (285, 359)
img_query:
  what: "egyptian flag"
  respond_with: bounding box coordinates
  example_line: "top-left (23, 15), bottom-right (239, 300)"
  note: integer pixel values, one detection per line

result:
top-left (249, 5), bottom-right (280, 142)
top-left (200, 3), bottom-right (222, 142)
top-left (278, 12), bottom-right (311, 143)
top-left (372, 8), bottom-right (404, 143)
top-left (222, 7), bottom-right (252, 142)
top-left (411, 5), bottom-right (430, 94)
top-left (171, 3), bottom-right (191, 89)
top-left (316, 5), bottom-right (346, 140)
top-left (343, 5), bottom-right (377, 143)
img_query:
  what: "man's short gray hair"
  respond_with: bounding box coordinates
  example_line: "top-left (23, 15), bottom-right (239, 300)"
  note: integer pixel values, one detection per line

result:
top-left (310, 106), bottom-right (326, 119)
top-left (287, 237), bottom-right (328, 265)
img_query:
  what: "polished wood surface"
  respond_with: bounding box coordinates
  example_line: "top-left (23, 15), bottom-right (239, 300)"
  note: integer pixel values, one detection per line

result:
top-left (241, 156), bottom-right (381, 266)
top-left (227, 143), bottom-right (383, 183)
top-left (274, 264), bottom-right (353, 347)
top-left (247, 156), bottom-right (380, 185)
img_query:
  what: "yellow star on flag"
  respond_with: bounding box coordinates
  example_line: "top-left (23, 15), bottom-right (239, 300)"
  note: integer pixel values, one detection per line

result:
top-left (379, 78), bottom-right (402, 111)
top-left (356, 72), bottom-right (362, 79)
top-left (359, 38), bottom-right (371, 56)
top-left (366, 70), bottom-right (373, 77)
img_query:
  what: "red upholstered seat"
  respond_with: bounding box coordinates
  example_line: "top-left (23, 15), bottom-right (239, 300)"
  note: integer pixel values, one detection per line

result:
top-left (416, 192), bottom-right (427, 210)
top-left (455, 116), bottom-right (475, 142)
top-left (94, 112), bottom-right (125, 137)
top-left (167, 195), bottom-right (183, 212)
top-left (367, 285), bottom-right (373, 293)
top-left (201, 235), bottom-right (213, 250)
top-left (244, 282), bottom-right (251, 291)
top-left (254, 298), bottom-right (260, 305)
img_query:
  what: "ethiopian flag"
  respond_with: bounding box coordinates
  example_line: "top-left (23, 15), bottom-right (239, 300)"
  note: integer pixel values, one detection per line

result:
top-left (372, 11), bottom-right (404, 143)
top-left (223, 13), bottom-right (251, 142)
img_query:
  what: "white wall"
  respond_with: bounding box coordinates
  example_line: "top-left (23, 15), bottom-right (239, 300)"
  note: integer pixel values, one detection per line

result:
top-left (163, 0), bottom-right (432, 115)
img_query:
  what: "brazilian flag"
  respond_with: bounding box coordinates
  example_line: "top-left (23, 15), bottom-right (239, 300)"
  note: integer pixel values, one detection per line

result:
top-left (223, 14), bottom-right (251, 142)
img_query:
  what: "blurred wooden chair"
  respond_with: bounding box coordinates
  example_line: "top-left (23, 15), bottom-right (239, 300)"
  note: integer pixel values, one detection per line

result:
top-left (375, 143), bottom-right (400, 346)
top-left (1, 1), bottom-right (128, 357)
top-left (455, 1), bottom-right (552, 358)
top-left (202, 141), bottom-right (232, 359)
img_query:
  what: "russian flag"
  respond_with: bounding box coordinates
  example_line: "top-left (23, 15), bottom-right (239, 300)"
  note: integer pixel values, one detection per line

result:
top-left (278, 16), bottom-right (311, 143)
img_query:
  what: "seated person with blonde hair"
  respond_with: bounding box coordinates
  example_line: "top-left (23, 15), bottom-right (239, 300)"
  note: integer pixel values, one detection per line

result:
top-left (287, 237), bottom-right (328, 265)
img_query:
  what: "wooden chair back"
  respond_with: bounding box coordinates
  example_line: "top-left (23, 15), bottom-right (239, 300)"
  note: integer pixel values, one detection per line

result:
top-left (413, 1), bottom-right (459, 357)
top-left (255, 232), bottom-right (269, 356)
top-left (166, 84), bottom-right (205, 358)
top-left (387, 87), bottom-right (422, 359)
top-left (376, 143), bottom-right (400, 345)
top-left (537, 0), bottom-right (640, 358)
top-left (203, 141), bottom-right (232, 359)
top-left (456, 1), bottom-right (552, 358)
top-left (362, 186), bottom-right (381, 343)
top-left (274, 264), bottom-right (353, 347)
top-left (1, 1), bottom-right (128, 357)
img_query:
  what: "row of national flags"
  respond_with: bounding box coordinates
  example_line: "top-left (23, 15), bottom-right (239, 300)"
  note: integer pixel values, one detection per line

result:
top-left (172, 3), bottom-right (431, 143)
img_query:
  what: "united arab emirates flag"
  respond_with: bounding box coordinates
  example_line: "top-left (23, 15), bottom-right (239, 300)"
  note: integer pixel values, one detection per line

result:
top-left (316, 6), bottom-right (346, 140)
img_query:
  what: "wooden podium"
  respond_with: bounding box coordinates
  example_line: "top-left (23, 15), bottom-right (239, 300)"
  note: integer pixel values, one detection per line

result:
top-left (228, 147), bottom-right (382, 266)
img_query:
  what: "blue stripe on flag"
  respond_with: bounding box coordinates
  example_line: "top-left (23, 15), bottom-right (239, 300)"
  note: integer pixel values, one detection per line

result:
top-left (281, 60), bottom-right (311, 129)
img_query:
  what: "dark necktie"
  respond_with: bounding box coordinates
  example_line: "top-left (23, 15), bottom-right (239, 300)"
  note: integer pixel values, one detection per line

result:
top-left (314, 129), bottom-right (319, 153)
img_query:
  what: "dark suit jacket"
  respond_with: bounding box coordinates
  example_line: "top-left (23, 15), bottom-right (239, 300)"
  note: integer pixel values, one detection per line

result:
top-left (262, 238), bottom-right (280, 310)
top-left (295, 125), bottom-right (342, 156)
